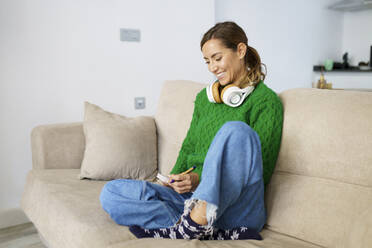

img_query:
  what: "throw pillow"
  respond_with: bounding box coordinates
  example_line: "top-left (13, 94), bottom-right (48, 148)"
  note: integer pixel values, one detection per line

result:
top-left (79, 102), bottom-right (157, 180)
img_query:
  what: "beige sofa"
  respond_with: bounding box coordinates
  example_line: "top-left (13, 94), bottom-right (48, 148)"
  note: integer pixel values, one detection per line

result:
top-left (21, 80), bottom-right (372, 248)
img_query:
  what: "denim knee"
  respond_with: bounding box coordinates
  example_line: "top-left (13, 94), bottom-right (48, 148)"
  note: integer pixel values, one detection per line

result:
top-left (100, 179), bottom-right (130, 210)
top-left (220, 121), bottom-right (257, 138)
top-left (100, 180), bottom-right (115, 210)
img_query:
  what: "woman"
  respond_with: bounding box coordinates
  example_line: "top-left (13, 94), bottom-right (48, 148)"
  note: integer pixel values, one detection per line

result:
top-left (100, 21), bottom-right (283, 240)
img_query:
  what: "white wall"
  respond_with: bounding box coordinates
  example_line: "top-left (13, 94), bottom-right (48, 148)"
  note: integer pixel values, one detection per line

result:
top-left (0, 0), bottom-right (214, 228)
top-left (215, 0), bottom-right (344, 92)
top-left (320, 9), bottom-right (372, 90)
top-left (343, 10), bottom-right (372, 65)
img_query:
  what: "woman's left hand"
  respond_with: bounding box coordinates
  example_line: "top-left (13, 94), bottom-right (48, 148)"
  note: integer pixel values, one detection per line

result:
top-left (168, 172), bottom-right (199, 194)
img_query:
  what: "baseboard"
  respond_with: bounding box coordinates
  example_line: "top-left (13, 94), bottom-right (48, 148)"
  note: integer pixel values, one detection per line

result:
top-left (0, 208), bottom-right (30, 229)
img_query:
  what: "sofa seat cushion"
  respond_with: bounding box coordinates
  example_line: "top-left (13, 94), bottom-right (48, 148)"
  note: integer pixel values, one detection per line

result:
top-left (21, 169), bottom-right (137, 248)
top-left (107, 228), bottom-right (322, 248)
top-left (22, 169), bottom-right (322, 248)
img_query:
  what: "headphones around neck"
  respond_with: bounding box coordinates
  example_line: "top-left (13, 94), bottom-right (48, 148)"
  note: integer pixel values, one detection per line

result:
top-left (206, 81), bottom-right (255, 107)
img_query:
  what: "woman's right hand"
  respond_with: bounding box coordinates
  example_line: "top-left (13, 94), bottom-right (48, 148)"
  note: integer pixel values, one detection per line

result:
top-left (168, 172), bottom-right (199, 194)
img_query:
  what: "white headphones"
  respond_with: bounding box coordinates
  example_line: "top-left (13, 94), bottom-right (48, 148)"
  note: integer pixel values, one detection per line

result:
top-left (206, 81), bottom-right (255, 107)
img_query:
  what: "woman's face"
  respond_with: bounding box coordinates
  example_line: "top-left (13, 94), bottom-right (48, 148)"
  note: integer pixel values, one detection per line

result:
top-left (202, 39), bottom-right (247, 87)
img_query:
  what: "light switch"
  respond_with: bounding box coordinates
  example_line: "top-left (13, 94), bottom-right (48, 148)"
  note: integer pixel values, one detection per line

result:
top-left (120, 29), bottom-right (141, 42)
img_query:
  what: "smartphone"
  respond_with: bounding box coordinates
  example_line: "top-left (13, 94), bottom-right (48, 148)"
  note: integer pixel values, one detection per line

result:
top-left (156, 173), bottom-right (170, 184)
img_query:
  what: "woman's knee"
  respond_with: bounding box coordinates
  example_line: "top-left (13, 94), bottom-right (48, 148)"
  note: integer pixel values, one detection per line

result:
top-left (100, 179), bottom-right (133, 209)
top-left (101, 179), bottom-right (148, 203)
top-left (219, 121), bottom-right (258, 139)
top-left (101, 179), bottom-right (123, 195)
top-left (100, 180), bottom-right (117, 209)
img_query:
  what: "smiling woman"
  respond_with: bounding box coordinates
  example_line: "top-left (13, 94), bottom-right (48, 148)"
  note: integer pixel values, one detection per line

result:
top-left (100, 21), bottom-right (283, 241)
top-left (202, 39), bottom-right (247, 87)
top-left (201, 21), bottom-right (265, 88)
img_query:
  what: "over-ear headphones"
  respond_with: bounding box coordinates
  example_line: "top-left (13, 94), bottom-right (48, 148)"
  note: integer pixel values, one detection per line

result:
top-left (206, 81), bottom-right (255, 107)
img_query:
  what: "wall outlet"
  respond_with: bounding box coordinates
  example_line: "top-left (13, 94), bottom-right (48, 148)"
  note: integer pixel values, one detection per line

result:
top-left (134, 97), bottom-right (146, 109)
top-left (120, 28), bottom-right (141, 42)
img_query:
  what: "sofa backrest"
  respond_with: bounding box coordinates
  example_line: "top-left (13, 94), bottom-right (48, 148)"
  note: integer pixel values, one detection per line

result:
top-left (155, 80), bottom-right (206, 175)
top-left (266, 88), bottom-right (372, 248)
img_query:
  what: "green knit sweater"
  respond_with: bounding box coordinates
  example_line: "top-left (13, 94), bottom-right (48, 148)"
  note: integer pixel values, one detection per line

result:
top-left (170, 81), bottom-right (283, 187)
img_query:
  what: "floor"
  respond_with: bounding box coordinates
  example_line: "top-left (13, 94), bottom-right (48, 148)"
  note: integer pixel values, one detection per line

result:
top-left (0, 223), bottom-right (46, 248)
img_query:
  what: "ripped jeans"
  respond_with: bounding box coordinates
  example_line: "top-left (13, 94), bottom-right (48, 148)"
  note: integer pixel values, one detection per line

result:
top-left (100, 121), bottom-right (266, 232)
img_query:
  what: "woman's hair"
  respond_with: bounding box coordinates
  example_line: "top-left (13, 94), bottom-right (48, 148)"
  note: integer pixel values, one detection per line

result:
top-left (200, 21), bottom-right (266, 85)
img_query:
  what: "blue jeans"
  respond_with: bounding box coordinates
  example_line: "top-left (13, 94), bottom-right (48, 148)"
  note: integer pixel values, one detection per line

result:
top-left (100, 121), bottom-right (266, 231)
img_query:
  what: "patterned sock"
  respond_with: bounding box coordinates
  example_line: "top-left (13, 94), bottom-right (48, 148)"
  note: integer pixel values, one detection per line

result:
top-left (129, 198), bottom-right (262, 241)
top-left (211, 227), bottom-right (262, 240)
top-left (130, 219), bottom-right (262, 240)
top-left (129, 213), bottom-right (212, 240)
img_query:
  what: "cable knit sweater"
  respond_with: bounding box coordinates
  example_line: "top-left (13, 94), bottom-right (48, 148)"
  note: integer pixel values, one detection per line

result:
top-left (170, 81), bottom-right (283, 187)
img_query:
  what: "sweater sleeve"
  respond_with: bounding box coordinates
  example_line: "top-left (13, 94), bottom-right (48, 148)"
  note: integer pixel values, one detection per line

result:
top-left (170, 94), bottom-right (201, 177)
top-left (249, 96), bottom-right (283, 187)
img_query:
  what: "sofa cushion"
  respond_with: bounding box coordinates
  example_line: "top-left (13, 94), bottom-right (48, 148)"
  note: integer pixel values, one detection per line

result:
top-left (155, 80), bottom-right (206, 175)
top-left (79, 102), bottom-right (157, 180)
top-left (21, 169), bottom-right (322, 248)
top-left (108, 228), bottom-right (322, 248)
top-left (276, 88), bottom-right (372, 187)
top-left (266, 172), bottom-right (372, 248)
top-left (266, 88), bottom-right (372, 247)
top-left (21, 169), bottom-right (136, 248)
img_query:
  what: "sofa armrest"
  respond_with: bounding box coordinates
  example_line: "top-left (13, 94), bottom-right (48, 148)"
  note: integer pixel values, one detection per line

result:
top-left (31, 122), bottom-right (85, 169)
